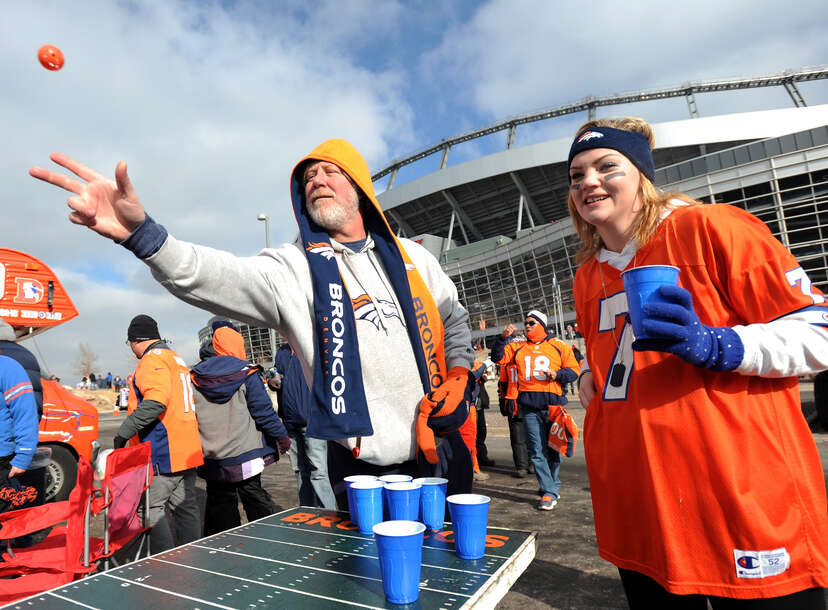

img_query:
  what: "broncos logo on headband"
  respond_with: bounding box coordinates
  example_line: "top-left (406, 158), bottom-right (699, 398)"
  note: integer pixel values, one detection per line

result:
top-left (305, 241), bottom-right (335, 261)
top-left (577, 130), bottom-right (604, 143)
top-left (352, 293), bottom-right (402, 330)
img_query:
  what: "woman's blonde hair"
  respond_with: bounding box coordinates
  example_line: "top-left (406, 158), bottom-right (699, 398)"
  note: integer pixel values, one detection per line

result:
top-left (567, 117), bottom-right (695, 263)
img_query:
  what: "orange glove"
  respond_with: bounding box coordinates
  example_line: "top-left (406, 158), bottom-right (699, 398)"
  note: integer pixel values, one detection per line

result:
top-left (417, 366), bottom-right (473, 464)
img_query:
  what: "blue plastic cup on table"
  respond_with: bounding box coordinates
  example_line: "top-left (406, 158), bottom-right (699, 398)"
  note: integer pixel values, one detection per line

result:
top-left (373, 520), bottom-right (426, 605)
top-left (378, 474), bottom-right (413, 520)
top-left (384, 481), bottom-right (422, 521)
top-left (344, 475), bottom-right (378, 521)
top-left (620, 265), bottom-right (680, 338)
top-left (413, 477), bottom-right (448, 531)
top-left (351, 480), bottom-right (385, 535)
top-left (447, 493), bottom-right (491, 560)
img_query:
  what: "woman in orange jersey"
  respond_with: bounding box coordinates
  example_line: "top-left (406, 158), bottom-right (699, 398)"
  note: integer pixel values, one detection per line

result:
top-left (569, 117), bottom-right (828, 608)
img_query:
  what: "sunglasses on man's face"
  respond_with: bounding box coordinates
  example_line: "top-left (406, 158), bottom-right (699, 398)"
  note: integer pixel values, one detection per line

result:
top-left (524, 320), bottom-right (536, 326)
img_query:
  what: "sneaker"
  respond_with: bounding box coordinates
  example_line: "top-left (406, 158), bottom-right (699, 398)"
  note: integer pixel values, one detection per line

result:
top-left (513, 469), bottom-right (528, 478)
top-left (473, 470), bottom-right (490, 481)
top-left (538, 495), bottom-right (557, 511)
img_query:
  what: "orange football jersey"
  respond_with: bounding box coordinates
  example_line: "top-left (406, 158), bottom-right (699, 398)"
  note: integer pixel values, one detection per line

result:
top-left (128, 345), bottom-right (203, 474)
top-left (575, 204), bottom-right (828, 598)
top-left (497, 337), bottom-right (579, 406)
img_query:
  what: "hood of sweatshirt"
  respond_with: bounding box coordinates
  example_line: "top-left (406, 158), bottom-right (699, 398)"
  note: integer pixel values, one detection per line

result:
top-left (0, 319), bottom-right (15, 342)
top-left (191, 355), bottom-right (252, 404)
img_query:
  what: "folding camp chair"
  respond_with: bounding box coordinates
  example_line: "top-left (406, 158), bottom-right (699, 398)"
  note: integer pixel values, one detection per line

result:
top-left (89, 443), bottom-right (153, 570)
top-left (0, 457), bottom-right (96, 605)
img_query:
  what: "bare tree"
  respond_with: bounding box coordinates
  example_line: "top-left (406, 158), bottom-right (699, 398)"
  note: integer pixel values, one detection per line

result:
top-left (74, 343), bottom-right (100, 378)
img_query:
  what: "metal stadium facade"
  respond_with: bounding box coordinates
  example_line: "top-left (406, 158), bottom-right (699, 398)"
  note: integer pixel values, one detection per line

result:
top-left (373, 68), bottom-right (828, 346)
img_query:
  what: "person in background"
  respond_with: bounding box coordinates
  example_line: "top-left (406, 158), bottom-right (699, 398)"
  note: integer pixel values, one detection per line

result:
top-left (191, 321), bottom-right (290, 535)
top-left (491, 311), bottom-right (580, 510)
top-left (275, 344), bottom-right (336, 509)
top-left (0, 319), bottom-right (46, 520)
top-left (471, 360), bottom-right (494, 483)
top-left (115, 314), bottom-right (203, 553)
top-left (570, 116), bottom-right (828, 607)
top-left (0, 355), bottom-right (38, 515)
top-left (567, 345), bottom-right (584, 395)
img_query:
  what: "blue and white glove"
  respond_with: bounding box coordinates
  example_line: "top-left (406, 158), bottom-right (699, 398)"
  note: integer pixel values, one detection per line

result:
top-left (631, 285), bottom-right (744, 372)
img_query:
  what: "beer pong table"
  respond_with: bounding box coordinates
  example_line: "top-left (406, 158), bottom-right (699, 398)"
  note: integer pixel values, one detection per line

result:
top-left (6, 507), bottom-right (537, 609)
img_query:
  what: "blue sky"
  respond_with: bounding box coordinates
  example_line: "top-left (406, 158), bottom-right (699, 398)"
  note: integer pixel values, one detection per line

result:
top-left (2, 0), bottom-right (827, 381)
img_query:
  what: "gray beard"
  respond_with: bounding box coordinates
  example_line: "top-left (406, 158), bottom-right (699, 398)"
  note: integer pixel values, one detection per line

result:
top-left (308, 199), bottom-right (359, 232)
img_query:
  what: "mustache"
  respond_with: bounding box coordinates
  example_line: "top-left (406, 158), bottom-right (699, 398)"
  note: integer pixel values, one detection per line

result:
top-left (309, 188), bottom-right (336, 204)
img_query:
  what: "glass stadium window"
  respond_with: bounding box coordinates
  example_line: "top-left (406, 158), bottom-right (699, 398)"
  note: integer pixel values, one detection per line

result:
top-left (764, 138), bottom-right (782, 157)
top-left (747, 142), bottom-right (766, 162)
top-left (779, 174), bottom-right (811, 203)
top-left (743, 183), bottom-right (774, 212)
top-left (715, 187), bottom-right (745, 206)
top-left (706, 155), bottom-right (722, 172)
top-left (734, 147), bottom-right (750, 165)
top-left (780, 134), bottom-right (797, 154)
top-left (795, 131), bottom-right (814, 150)
top-left (719, 149), bottom-right (736, 169)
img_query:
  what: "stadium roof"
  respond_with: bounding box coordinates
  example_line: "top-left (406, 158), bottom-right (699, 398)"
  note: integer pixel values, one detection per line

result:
top-left (376, 104), bottom-right (828, 244)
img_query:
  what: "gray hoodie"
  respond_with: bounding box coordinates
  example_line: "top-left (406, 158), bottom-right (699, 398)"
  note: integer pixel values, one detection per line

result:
top-left (142, 233), bottom-right (473, 466)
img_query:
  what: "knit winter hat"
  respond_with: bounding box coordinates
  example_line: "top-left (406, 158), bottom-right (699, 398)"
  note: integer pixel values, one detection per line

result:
top-left (127, 314), bottom-right (161, 342)
top-left (526, 310), bottom-right (548, 329)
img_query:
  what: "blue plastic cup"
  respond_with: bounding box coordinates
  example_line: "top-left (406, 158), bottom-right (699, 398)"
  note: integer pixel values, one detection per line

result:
top-left (621, 265), bottom-right (680, 338)
top-left (351, 480), bottom-right (385, 535)
top-left (373, 520), bottom-right (426, 605)
top-left (413, 477), bottom-right (448, 531)
top-left (384, 481), bottom-right (422, 521)
top-left (447, 493), bottom-right (491, 560)
top-left (378, 474), bottom-right (413, 520)
top-left (344, 475), bottom-right (378, 521)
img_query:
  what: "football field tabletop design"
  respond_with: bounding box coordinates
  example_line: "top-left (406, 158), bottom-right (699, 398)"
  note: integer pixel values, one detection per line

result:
top-left (6, 506), bottom-right (537, 609)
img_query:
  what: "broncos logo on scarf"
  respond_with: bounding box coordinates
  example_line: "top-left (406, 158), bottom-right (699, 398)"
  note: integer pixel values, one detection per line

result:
top-left (352, 294), bottom-right (402, 330)
top-left (305, 241), bottom-right (335, 261)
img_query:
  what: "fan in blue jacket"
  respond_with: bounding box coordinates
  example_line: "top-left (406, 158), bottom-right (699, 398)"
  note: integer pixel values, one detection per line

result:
top-left (190, 321), bottom-right (290, 535)
top-left (1, 355), bottom-right (38, 513)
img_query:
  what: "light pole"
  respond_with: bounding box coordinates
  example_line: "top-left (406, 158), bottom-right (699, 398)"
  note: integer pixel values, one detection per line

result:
top-left (257, 213), bottom-right (271, 248)
top-left (256, 213), bottom-right (275, 363)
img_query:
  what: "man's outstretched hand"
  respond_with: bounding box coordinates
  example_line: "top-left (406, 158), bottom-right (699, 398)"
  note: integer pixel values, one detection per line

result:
top-left (29, 153), bottom-right (146, 241)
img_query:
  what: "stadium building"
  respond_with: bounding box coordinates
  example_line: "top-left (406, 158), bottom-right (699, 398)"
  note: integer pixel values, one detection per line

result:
top-left (373, 69), bottom-right (828, 346)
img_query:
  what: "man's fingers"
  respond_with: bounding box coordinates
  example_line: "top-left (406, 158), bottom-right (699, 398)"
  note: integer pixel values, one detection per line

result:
top-left (115, 161), bottom-right (134, 198)
top-left (29, 166), bottom-right (86, 195)
top-left (50, 152), bottom-right (108, 183)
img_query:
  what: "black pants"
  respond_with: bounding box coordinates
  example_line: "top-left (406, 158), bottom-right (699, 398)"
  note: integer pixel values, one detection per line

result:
top-left (0, 454), bottom-right (13, 514)
top-left (327, 442), bottom-right (418, 511)
top-left (203, 474), bottom-right (275, 536)
top-left (619, 569), bottom-right (826, 610)
top-left (507, 411), bottom-right (529, 471)
top-left (475, 407), bottom-right (489, 462)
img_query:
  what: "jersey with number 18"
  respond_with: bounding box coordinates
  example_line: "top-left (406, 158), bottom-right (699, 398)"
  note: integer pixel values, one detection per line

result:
top-left (574, 203), bottom-right (828, 598)
top-left (127, 345), bottom-right (203, 474)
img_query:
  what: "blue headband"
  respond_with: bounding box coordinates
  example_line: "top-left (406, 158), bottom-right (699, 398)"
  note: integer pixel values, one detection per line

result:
top-left (567, 126), bottom-right (655, 182)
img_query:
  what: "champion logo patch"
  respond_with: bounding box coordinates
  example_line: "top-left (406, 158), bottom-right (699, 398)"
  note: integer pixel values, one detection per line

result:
top-left (733, 548), bottom-right (790, 579)
top-left (577, 130), bottom-right (604, 143)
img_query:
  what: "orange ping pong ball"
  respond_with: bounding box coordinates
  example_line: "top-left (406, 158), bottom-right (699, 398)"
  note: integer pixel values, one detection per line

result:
top-left (38, 45), bottom-right (65, 71)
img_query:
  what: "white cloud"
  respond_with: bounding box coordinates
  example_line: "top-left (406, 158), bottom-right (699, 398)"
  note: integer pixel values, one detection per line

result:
top-left (421, 0), bottom-right (828, 121)
top-left (1, 0), bottom-right (415, 380)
